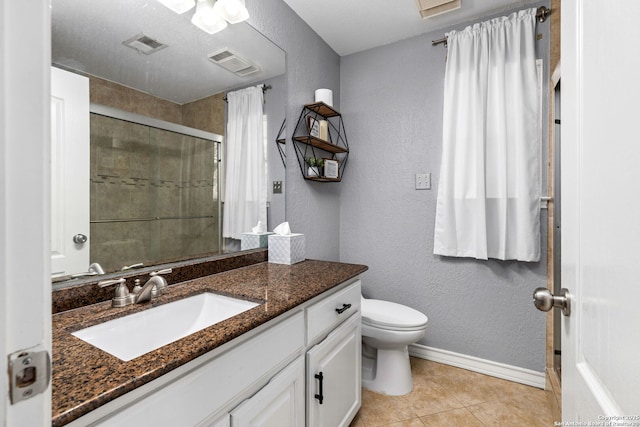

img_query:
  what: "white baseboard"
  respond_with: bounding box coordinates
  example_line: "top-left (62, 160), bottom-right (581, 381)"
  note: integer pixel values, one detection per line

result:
top-left (409, 343), bottom-right (545, 389)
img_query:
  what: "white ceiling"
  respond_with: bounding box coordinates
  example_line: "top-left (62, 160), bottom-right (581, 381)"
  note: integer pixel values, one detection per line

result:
top-left (52, 0), bottom-right (285, 104)
top-left (283, 0), bottom-right (541, 56)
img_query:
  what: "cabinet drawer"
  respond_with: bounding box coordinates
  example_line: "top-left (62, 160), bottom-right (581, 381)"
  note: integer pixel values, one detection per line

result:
top-left (307, 280), bottom-right (360, 344)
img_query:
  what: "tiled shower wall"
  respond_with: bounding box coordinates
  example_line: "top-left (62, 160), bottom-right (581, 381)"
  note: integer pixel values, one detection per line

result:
top-left (90, 114), bottom-right (220, 272)
top-left (88, 76), bottom-right (224, 272)
top-left (88, 75), bottom-right (226, 132)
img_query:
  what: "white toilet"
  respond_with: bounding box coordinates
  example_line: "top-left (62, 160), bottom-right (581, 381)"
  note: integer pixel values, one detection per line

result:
top-left (361, 296), bottom-right (428, 396)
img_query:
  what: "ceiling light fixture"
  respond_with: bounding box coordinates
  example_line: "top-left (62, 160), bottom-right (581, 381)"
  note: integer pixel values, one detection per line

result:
top-left (214, 0), bottom-right (249, 24)
top-left (192, 0), bottom-right (228, 34)
top-left (157, 0), bottom-right (196, 14)
top-left (158, 0), bottom-right (249, 35)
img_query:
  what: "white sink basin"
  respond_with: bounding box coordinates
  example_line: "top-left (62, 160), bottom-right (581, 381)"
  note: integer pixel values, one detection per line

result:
top-left (72, 293), bottom-right (260, 361)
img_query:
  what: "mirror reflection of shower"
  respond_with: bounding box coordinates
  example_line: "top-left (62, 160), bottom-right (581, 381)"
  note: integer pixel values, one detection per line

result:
top-left (89, 106), bottom-right (222, 273)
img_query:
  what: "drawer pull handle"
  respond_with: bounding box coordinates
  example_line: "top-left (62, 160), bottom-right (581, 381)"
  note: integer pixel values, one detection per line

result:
top-left (314, 372), bottom-right (324, 404)
top-left (335, 303), bottom-right (352, 314)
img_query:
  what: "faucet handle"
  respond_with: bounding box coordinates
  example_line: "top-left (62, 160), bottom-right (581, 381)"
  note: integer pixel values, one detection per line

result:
top-left (98, 278), bottom-right (126, 288)
top-left (121, 263), bottom-right (144, 271)
top-left (150, 268), bottom-right (172, 276)
top-left (98, 278), bottom-right (133, 307)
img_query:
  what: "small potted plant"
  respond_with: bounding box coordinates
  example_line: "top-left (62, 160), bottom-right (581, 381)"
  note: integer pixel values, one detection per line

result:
top-left (305, 157), bottom-right (324, 177)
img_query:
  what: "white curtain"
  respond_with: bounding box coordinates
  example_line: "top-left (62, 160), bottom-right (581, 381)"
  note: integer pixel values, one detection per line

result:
top-left (433, 8), bottom-right (540, 262)
top-left (223, 85), bottom-right (266, 240)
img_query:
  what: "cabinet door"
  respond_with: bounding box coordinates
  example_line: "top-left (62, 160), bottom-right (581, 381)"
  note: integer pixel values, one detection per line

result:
top-left (230, 357), bottom-right (305, 427)
top-left (307, 314), bottom-right (361, 427)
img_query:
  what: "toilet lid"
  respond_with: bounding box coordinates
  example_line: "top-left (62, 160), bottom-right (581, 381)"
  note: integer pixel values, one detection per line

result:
top-left (361, 299), bottom-right (428, 329)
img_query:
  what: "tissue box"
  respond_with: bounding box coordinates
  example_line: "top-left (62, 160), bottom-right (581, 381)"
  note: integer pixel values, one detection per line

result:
top-left (268, 233), bottom-right (305, 265)
top-left (241, 232), bottom-right (274, 250)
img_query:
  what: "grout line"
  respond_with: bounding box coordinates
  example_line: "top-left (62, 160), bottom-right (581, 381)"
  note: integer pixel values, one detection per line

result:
top-left (356, 358), bottom-right (554, 427)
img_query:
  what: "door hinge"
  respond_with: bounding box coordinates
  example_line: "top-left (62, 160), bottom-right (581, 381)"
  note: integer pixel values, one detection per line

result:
top-left (8, 345), bottom-right (51, 404)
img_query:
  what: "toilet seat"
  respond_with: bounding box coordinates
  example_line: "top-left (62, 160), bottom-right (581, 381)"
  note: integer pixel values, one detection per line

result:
top-left (361, 299), bottom-right (428, 331)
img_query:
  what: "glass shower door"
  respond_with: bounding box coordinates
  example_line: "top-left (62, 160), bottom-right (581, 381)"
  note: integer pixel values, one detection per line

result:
top-left (89, 112), bottom-right (221, 272)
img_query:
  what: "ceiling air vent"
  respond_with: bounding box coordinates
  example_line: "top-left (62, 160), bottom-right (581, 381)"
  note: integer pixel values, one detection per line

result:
top-left (123, 33), bottom-right (168, 55)
top-left (208, 48), bottom-right (261, 77)
top-left (417, 0), bottom-right (461, 19)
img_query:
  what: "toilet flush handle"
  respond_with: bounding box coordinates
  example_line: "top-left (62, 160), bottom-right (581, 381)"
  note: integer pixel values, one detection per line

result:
top-left (335, 303), bottom-right (352, 314)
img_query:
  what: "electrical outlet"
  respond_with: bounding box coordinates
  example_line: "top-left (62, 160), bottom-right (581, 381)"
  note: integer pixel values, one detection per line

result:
top-left (273, 181), bottom-right (283, 194)
top-left (415, 173), bottom-right (431, 190)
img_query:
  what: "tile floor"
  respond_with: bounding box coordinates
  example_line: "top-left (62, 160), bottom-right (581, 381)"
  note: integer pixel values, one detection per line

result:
top-left (350, 357), bottom-right (560, 427)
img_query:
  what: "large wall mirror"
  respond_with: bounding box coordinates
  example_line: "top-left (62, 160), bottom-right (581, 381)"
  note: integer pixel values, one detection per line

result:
top-left (51, 0), bottom-right (286, 286)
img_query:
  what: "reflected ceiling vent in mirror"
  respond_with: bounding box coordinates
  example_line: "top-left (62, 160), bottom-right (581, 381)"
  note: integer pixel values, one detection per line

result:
top-left (417, 0), bottom-right (461, 18)
top-left (208, 48), bottom-right (260, 76)
top-left (123, 33), bottom-right (168, 55)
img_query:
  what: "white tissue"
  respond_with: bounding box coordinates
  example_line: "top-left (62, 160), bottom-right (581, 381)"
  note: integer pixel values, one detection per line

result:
top-left (252, 221), bottom-right (266, 233)
top-left (273, 222), bottom-right (292, 235)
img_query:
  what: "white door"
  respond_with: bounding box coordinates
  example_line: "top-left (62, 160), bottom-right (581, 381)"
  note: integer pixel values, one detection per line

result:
top-left (562, 0), bottom-right (640, 421)
top-left (50, 67), bottom-right (90, 276)
top-left (0, 0), bottom-right (52, 425)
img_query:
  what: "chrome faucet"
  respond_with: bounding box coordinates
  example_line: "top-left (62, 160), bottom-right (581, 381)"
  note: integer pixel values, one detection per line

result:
top-left (98, 268), bottom-right (172, 307)
top-left (132, 268), bottom-right (172, 304)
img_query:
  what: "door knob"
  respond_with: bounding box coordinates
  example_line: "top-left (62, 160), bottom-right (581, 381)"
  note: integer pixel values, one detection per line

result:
top-left (73, 234), bottom-right (87, 244)
top-left (533, 287), bottom-right (571, 317)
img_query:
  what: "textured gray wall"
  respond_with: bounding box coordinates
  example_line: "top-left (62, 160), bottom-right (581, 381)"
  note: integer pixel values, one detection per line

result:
top-left (249, 0), bottom-right (550, 371)
top-left (249, 0), bottom-right (342, 261)
top-left (263, 73), bottom-right (286, 231)
top-left (339, 2), bottom-right (550, 372)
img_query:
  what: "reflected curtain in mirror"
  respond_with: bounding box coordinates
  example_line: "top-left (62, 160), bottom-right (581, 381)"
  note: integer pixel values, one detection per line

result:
top-left (433, 8), bottom-right (540, 262)
top-left (223, 85), bottom-right (267, 240)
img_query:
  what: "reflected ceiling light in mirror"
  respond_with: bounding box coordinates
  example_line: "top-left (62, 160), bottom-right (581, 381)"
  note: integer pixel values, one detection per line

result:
top-left (192, 0), bottom-right (227, 34)
top-left (157, 0), bottom-right (196, 14)
top-left (214, 0), bottom-right (249, 24)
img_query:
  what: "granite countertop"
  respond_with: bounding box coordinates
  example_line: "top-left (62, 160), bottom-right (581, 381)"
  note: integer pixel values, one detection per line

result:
top-left (52, 260), bottom-right (367, 426)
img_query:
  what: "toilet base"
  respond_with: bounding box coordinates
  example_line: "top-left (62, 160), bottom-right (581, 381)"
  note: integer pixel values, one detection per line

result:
top-left (361, 346), bottom-right (414, 396)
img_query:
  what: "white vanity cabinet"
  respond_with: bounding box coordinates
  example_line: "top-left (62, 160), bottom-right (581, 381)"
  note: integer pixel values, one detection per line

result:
top-left (306, 281), bottom-right (362, 427)
top-left (74, 311), bottom-right (305, 427)
top-left (67, 278), bottom-right (361, 427)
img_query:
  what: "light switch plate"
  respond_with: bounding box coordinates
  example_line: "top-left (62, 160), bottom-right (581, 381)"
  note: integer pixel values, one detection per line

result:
top-left (415, 173), bottom-right (431, 190)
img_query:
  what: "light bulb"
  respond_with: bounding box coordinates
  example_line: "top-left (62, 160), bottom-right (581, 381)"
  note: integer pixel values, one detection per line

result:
top-left (214, 0), bottom-right (249, 24)
top-left (192, 0), bottom-right (227, 34)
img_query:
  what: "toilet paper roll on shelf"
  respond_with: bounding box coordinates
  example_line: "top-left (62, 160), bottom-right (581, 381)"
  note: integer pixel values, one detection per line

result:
top-left (315, 89), bottom-right (333, 107)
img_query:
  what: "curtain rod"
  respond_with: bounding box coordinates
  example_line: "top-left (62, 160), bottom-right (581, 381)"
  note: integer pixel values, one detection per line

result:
top-left (223, 84), bottom-right (272, 102)
top-left (431, 6), bottom-right (551, 47)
